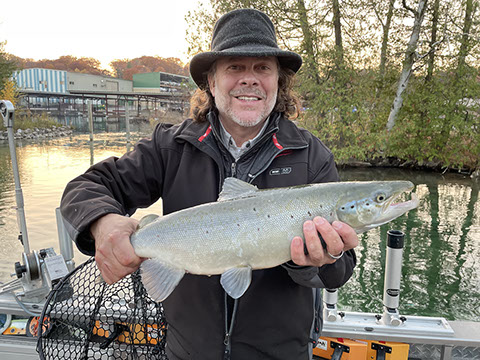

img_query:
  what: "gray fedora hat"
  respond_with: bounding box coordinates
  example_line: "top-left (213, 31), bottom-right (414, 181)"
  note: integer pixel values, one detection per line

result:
top-left (189, 8), bottom-right (303, 88)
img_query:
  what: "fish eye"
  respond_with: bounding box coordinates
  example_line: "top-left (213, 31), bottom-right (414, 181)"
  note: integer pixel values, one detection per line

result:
top-left (375, 193), bottom-right (386, 202)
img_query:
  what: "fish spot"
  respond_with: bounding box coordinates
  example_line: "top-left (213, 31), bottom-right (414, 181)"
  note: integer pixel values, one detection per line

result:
top-left (290, 215), bottom-right (294, 218)
top-left (267, 215), bottom-right (271, 218)
top-left (237, 224), bottom-right (240, 227)
top-left (351, 205), bottom-right (355, 209)
top-left (257, 228), bottom-right (260, 231)
top-left (253, 208), bottom-right (257, 211)
top-left (206, 230), bottom-right (209, 234)
top-left (308, 211), bottom-right (312, 217)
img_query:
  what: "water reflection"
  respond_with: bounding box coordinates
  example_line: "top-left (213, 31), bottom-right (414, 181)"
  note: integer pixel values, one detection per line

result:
top-left (339, 168), bottom-right (480, 321)
top-left (0, 136), bottom-right (478, 321)
top-left (0, 131), bottom-right (163, 285)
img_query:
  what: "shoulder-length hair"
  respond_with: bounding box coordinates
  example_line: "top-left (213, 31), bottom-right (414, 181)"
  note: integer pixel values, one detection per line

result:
top-left (189, 63), bottom-right (301, 122)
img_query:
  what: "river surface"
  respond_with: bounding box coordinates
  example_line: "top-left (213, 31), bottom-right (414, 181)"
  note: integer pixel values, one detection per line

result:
top-left (0, 129), bottom-right (478, 321)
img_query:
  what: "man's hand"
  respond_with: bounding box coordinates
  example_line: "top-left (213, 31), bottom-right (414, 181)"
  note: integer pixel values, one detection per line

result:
top-left (291, 216), bottom-right (359, 267)
top-left (91, 213), bottom-right (143, 284)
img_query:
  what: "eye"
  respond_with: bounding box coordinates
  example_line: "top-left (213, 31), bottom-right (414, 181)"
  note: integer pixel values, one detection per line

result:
top-left (375, 193), bottom-right (386, 202)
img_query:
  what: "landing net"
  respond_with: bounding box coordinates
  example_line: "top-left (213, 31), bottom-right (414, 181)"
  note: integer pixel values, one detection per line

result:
top-left (37, 257), bottom-right (167, 359)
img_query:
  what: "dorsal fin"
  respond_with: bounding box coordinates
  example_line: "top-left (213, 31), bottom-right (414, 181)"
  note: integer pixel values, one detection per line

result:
top-left (218, 177), bottom-right (259, 201)
top-left (138, 214), bottom-right (159, 229)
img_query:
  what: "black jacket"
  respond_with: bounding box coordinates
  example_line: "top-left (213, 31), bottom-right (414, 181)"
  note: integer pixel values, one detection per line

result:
top-left (60, 112), bottom-right (356, 360)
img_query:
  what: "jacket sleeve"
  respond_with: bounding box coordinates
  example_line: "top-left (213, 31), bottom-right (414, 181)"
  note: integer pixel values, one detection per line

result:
top-left (281, 134), bottom-right (357, 289)
top-left (60, 124), bottom-right (168, 256)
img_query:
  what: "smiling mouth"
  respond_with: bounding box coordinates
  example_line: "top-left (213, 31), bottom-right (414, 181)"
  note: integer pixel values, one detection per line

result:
top-left (235, 95), bottom-right (262, 101)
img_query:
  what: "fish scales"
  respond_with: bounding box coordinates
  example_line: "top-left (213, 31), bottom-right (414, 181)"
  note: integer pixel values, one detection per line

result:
top-left (134, 185), bottom-right (336, 274)
top-left (131, 178), bottom-right (418, 301)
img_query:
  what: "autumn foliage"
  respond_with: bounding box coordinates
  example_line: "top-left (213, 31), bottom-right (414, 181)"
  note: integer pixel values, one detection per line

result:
top-left (8, 55), bottom-right (189, 80)
top-left (10, 55), bottom-right (110, 76)
top-left (110, 56), bottom-right (189, 80)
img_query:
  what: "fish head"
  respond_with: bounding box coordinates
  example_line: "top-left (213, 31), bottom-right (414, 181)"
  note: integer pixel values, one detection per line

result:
top-left (335, 181), bottom-right (419, 234)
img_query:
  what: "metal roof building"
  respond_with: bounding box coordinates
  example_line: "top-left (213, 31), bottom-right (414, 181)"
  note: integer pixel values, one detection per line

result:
top-left (12, 68), bottom-right (133, 94)
top-left (12, 68), bottom-right (68, 93)
top-left (133, 71), bottom-right (191, 93)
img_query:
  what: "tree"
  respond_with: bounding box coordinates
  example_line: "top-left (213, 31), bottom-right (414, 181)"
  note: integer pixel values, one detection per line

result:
top-left (0, 79), bottom-right (20, 106)
top-left (296, 0), bottom-right (321, 84)
top-left (425, 0), bottom-right (441, 82)
top-left (13, 55), bottom-right (110, 76)
top-left (332, 0), bottom-right (344, 71)
top-left (456, 0), bottom-right (477, 77)
top-left (378, 0), bottom-right (397, 82)
top-left (110, 56), bottom-right (188, 80)
top-left (386, 0), bottom-right (428, 131)
top-left (184, 0), bottom-right (479, 170)
top-left (0, 42), bottom-right (17, 94)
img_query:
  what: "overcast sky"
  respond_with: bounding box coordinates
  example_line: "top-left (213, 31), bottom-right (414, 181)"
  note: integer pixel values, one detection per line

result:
top-left (0, 0), bottom-right (202, 69)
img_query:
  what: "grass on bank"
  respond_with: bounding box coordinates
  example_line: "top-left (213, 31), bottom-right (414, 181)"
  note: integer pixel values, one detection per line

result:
top-left (0, 110), bottom-right (58, 131)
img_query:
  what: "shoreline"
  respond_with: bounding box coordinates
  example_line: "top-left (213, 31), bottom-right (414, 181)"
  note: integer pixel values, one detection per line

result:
top-left (338, 158), bottom-right (479, 179)
top-left (0, 126), bottom-right (477, 178)
top-left (0, 125), bottom-right (73, 141)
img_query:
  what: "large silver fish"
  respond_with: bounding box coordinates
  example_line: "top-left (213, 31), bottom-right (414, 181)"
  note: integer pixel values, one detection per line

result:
top-left (131, 178), bottom-right (418, 302)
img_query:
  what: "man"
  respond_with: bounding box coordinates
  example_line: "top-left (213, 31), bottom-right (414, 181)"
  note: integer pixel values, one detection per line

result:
top-left (61, 8), bottom-right (358, 360)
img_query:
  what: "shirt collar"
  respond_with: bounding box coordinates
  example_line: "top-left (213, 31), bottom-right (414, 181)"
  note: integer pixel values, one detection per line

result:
top-left (218, 117), bottom-right (270, 161)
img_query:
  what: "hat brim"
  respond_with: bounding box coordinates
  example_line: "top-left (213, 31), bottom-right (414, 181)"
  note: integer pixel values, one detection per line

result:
top-left (189, 48), bottom-right (302, 88)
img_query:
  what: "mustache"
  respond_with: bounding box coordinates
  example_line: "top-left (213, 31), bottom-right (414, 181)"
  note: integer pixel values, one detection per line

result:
top-left (229, 88), bottom-right (266, 99)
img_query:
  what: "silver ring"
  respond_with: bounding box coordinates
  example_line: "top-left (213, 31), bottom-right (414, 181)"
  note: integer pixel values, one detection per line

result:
top-left (327, 250), bottom-right (344, 260)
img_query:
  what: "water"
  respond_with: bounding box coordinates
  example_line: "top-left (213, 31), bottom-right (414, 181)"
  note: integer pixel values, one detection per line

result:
top-left (338, 168), bottom-right (480, 321)
top-left (0, 131), bottom-right (478, 322)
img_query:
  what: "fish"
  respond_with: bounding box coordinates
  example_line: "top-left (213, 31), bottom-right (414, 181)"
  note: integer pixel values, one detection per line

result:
top-left (131, 177), bottom-right (418, 302)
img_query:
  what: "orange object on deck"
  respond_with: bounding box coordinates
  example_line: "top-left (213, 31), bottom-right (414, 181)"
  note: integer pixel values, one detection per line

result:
top-left (313, 336), bottom-right (368, 359)
top-left (364, 340), bottom-right (409, 360)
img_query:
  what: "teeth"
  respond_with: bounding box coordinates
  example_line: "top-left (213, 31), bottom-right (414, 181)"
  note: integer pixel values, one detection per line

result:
top-left (237, 96), bottom-right (259, 101)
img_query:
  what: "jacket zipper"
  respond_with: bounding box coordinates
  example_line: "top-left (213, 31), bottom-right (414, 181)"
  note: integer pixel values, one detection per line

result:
top-left (231, 162), bottom-right (237, 177)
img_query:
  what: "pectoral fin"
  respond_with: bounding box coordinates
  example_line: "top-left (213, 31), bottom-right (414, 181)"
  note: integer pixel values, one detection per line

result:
top-left (140, 259), bottom-right (185, 302)
top-left (138, 214), bottom-right (159, 229)
top-left (220, 266), bottom-right (252, 299)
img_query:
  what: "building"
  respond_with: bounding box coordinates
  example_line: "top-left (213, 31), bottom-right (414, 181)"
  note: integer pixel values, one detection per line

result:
top-left (133, 71), bottom-right (191, 94)
top-left (67, 72), bottom-right (132, 92)
top-left (10, 68), bottom-right (190, 128)
top-left (12, 68), bottom-right (68, 93)
top-left (12, 68), bottom-right (133, 94)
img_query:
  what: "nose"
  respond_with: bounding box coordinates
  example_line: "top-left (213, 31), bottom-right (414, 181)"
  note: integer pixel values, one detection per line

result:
top-left (239, 68), bottom-right (259, 86)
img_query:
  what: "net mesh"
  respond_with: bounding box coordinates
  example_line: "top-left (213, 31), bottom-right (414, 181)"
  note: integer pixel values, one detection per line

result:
top-left (37, 257), bottom-right (167, 359)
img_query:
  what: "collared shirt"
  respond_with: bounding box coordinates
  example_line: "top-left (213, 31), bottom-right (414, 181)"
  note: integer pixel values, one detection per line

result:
top-left (218, 117), bottom-right (270, 161)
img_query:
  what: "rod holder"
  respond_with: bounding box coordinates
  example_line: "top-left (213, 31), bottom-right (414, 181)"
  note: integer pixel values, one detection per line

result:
top-left (1, 100), bottom-right (30, 253)
top-left (56, 208), bottom-right (75, 271)
top-left (382, 230), bottom-right (405, 326)
top-left (323, 288), bottom-right (339, 322)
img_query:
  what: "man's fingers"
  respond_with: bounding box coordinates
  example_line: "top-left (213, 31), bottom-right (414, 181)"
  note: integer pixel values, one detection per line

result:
top-left (92, 214), bottom-right (143, 284)
top-left (304, 220), bottom-right (326, 264)
top-left (332, 221), bottom-right (359, 251)
top-left (112, 240), bottom-right (142, 268)
top-left (313, 217), bottom-right (344, 257)
top-left (291, 236), bottom-right (308, 265)
top-left (291, 217), bottom-right (360, 268)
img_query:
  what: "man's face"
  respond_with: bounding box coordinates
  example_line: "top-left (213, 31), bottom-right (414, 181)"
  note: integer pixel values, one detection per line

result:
top-left (208, 56), bottom-right (279, 129)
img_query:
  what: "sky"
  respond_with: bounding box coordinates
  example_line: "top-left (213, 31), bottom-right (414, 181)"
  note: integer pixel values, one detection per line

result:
top-left (0, 0), bottom-right (203, 70)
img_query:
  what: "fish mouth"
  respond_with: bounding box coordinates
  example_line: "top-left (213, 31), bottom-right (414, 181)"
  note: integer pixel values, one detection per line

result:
top-left (369, 187), bottom-right (419, 229)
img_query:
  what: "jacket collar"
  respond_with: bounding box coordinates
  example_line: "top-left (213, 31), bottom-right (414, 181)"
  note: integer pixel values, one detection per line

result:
top-left (175, 111), bottom-right (309, 151)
